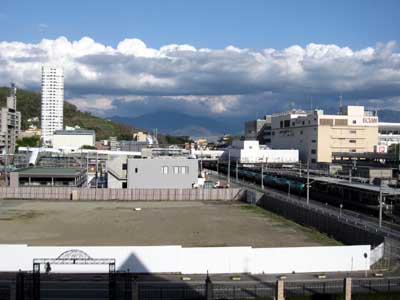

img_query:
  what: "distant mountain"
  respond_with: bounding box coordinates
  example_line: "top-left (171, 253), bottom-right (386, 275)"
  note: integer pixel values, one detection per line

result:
top-left (377, 110), bottom-right (400, 123)
top-left (112, 111), bottom-right (243, 138)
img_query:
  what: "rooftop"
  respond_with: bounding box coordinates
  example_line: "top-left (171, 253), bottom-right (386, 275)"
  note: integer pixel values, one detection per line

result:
top-left (17, 167), bottom-right (84, 177)
top-left (54, 129), bottom-right (95, 135)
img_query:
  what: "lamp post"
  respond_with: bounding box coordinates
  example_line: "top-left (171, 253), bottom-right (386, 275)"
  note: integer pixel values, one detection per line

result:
top-left (288, 181), bottom-right (291, 200)
top-left (339, 204), bottom-right (343, 218)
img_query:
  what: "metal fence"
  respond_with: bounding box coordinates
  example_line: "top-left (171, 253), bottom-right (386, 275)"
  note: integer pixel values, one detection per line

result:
top-left (0, 187), bottom-right (244, 201)
top-left (3, 274), bottom-right (400, 300)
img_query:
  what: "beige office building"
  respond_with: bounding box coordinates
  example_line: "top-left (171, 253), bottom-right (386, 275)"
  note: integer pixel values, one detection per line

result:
top-left (270, 106), bottom-right (379, 163)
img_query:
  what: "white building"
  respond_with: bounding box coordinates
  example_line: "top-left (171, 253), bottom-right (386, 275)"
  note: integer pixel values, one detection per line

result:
top-left (41, 66), bottom-right (64, 145)
top-left (52, 129), bottom-right (96, 150)
top-left (378, 122), bottom-right (400, 147)
top-left (221, 140), bottom-right (299, 164)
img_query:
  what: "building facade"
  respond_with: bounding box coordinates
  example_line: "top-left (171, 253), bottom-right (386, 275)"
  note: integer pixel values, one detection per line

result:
top-left (0, 83), bottom-right (21, 154)
top-left (127, 158), bottom-right (198, 188)
top-left (52, 129), bottom-right (96, 150)
top-left (244, 116), bottom-right (272, 146)
top-left (220, 140), bottom-right (299, 164)
top-left (269, 106), bottom-right (379, 163)
top-left (378, 122), bottom-right (400, 147)
top-left (41, 66), bottom-right (64, 145)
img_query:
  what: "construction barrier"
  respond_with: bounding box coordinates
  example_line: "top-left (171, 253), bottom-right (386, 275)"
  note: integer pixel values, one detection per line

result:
top-left (0, 187), bottom-right (245, 201)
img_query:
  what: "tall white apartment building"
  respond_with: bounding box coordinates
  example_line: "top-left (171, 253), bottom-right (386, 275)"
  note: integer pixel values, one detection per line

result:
top-left (41, 66), bottom-right (64, 145)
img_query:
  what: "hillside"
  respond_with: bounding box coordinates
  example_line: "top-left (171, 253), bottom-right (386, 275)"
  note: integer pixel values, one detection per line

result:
top-left (0, 87), bottom-right (135, 140)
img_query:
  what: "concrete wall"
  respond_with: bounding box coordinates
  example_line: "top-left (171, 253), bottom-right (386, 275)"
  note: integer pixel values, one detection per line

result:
top-left (0, 187), bottom-right (243, 201)
top-left (52, 133), bottom-right (95, 149)
top-left (127, 158), bottom-right (198, 189)
top-left (0, 244), bottom-right (371, 274)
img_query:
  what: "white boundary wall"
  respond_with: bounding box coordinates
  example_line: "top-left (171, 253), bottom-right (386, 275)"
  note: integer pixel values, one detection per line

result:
top-left (0, 244), bottom-right (372, 274)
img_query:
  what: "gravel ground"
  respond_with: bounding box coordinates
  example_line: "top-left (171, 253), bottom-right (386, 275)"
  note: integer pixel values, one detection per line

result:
top-left (0, 200), bottom-right (336, 247)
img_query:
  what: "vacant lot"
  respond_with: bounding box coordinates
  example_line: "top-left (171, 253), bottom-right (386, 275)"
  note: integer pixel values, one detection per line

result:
top-left (0, 200), bottom-right (339, 247)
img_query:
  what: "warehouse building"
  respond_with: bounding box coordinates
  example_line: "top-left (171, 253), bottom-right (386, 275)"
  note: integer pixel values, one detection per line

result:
top-left (9, 167), bottom-right (86, 187)
top-left (220, 140), bottom-right (299, 164)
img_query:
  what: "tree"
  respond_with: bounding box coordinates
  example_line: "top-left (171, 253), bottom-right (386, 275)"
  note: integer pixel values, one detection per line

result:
top-left (16, 136), bottom-right (40, 148)
top-left (81, 145), bottom-right (96, 150)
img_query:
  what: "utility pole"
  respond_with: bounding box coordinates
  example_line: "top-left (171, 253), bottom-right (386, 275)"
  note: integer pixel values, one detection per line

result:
top-left (306, 158), bottom-right (310, 205)
top-left (288, 182), bottom-right (291, 200)
top-left (95, 151), bottom-right (98, 189)
top-left (299, 161), bottom-right (301, 177)
top-left (235, 160), bottom-right (238, 182)
top-left (261, 163), bottom-right (264, 189)
top-left (227, 151), bottom-right (231, 185)
top-left (379, 180), bottom-right (383, 227)
top-left (200, 148), bottom-right (203, 172)
top-left (86, 152), bottom-right (89, 188)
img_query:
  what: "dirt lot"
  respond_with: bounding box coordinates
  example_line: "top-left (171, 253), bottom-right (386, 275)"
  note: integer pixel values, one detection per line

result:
top-left (0, 200), bottom-right (339, 247)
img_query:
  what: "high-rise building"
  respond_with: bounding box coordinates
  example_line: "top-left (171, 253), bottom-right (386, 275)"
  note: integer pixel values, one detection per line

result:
top-left (41, 66), bottom-right (64, 145)
top-left (0, 83), bottom-right (21, 154)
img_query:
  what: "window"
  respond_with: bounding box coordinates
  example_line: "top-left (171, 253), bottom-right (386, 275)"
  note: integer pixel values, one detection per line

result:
top-left (311, 139), bottom-right (316, 143)
top-left (280, 121), bottom-right (283, 128)
top-left (352, 120), bottom-right (356, 124)
top-left (311, 159), bottom-right (316, 163)
top-left (122, 182), bottom-right (127, 189)
top-left (349, 140), bottom-right (356, 143)
top-left (181, 166), bottom-right (189, 174)
top-left (161, 166), bottom-right (169, 174)
top-left (173, 166), bottom-right (180, 174)
top-left (122, 163), bottom-right (127, 170)
top-left (320, 119), bottom-right (334, 126)
top-left (311, 149), bottom-right (316, 154)
top-left (135, 168), bottom-right (138, 173)
top-left (300, 130), bottom-right (303, 135)
top-left (349, 130), bottom-right (356, 134)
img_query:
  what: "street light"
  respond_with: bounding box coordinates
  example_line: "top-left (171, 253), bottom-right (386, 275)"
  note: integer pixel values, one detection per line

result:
top-left (339, 204), bottom-right (343, 218)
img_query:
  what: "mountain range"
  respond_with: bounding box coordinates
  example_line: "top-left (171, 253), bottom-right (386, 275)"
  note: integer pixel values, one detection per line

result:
top-left (112, 111), bottom-right (244, 138)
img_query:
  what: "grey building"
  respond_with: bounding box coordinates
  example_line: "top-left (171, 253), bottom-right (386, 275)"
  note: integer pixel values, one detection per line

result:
top-left (120, 140), bottom-right (149, 152)
top-left (0, 83), bottom-right (21, 154)
top-left (9, 167), bottom-right (86, 187)
top-left (127, 158), bottom-right (198, 188)
top-left (244, 115), bottom-right (272, 145)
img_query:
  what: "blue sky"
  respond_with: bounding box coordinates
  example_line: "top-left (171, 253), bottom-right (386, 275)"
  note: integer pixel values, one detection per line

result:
top-left (0, 0), bottom-right (400, 123)
top-left (1, 0), bottom-right (399, 49)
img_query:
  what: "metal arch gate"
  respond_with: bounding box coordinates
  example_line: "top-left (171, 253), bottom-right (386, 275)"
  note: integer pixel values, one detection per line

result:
top-left (31, 249), bottom-right (119, 300)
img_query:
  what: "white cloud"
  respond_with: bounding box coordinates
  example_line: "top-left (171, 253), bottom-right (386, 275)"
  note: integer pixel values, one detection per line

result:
top-left (0, 36), bottom-right (399, 117)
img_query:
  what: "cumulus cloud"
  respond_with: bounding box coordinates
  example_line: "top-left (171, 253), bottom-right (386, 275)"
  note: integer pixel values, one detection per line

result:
top-left (0, 36), bottom-right (400, 118)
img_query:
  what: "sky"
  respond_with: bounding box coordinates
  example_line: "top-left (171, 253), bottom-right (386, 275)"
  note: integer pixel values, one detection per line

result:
top-left (0, 0), bottom-right (400, 120)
